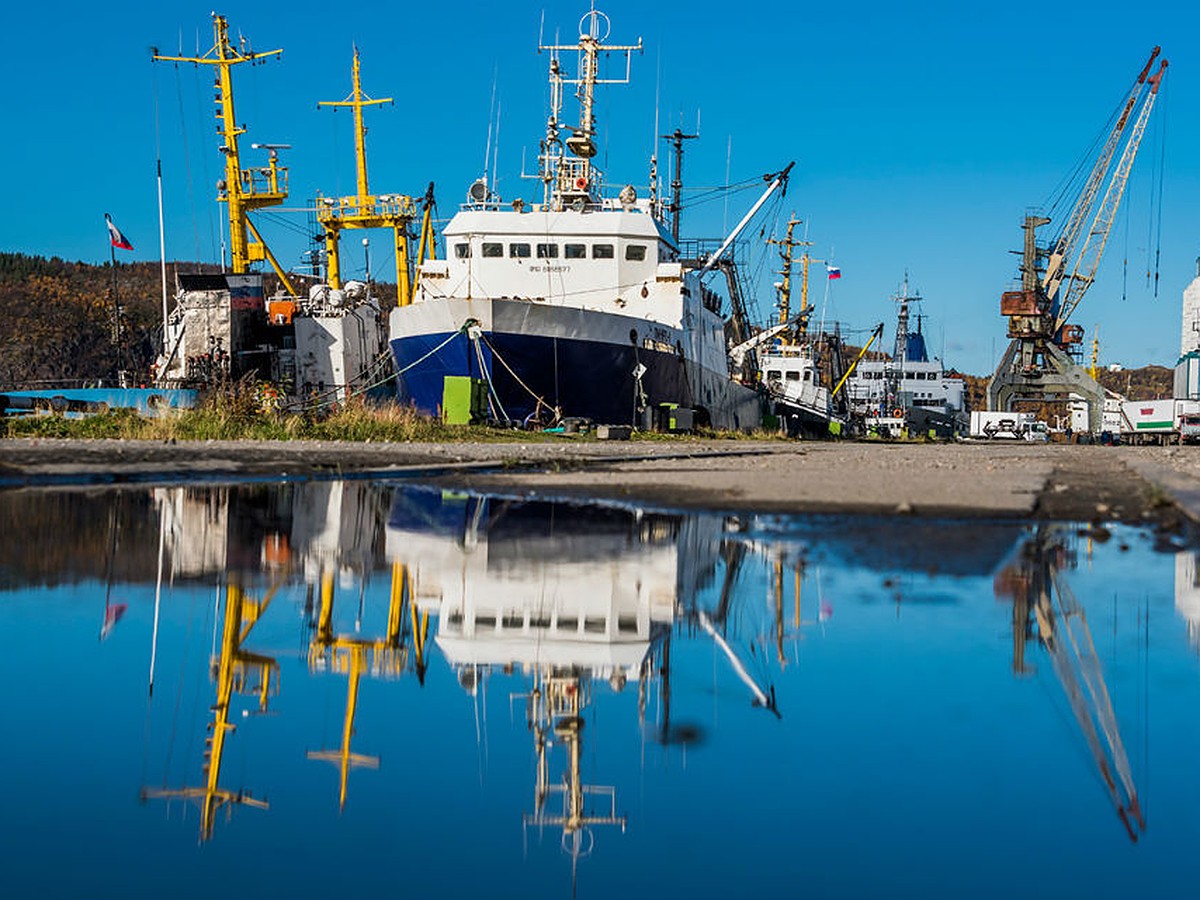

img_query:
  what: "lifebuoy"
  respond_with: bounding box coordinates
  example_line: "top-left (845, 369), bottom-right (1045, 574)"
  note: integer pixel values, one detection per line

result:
top-left (574, 176), bottom-right (588, 190)
top-left (893, 408), bottom-right (903, 418)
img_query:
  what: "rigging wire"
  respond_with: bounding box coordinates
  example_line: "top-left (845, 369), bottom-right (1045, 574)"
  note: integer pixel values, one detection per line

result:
top-left (1150, 76), bottom-right (1168, 299)
top-left (1043, 87), bottom-right (1127, 226)
top-left (189, 64), bottom-right (219, 264)
top-left (171, 64), bottom-right (203, 264)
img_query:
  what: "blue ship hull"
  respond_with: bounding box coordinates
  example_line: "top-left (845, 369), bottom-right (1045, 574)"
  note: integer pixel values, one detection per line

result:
top-left (390, 329), bottom-right (689, 426)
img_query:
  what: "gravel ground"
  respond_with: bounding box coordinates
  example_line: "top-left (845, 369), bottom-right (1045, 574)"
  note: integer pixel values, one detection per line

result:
top-left (1, 437), bottom-right (1197, 525)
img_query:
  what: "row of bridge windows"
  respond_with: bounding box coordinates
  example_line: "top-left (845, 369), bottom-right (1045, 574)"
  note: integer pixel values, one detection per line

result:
top-left (454, 242), bottom-right (648, 261)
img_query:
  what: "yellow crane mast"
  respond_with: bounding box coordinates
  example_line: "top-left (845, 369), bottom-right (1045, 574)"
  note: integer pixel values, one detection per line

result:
top-left (316, 49), bottom-right (419, 305)
top-left (153, 15), bottom-right (297, 296)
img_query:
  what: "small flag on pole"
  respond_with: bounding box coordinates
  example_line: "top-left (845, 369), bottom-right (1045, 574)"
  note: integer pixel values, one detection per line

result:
top-left (105, 213), bottom-right (134, 251)
top-left (826, 264), bottom-right (841, 280)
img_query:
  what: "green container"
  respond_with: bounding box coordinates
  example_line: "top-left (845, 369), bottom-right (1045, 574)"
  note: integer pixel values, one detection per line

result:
top-left (442, 376), bottom-right (486, 425)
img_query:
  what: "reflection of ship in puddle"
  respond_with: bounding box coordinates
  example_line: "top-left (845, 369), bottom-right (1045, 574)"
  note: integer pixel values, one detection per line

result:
top-left (1174, 549), bottom-right (1200, 652)
top-left (387, 491), bottom-right (685, 875)
top-left (141, 578), bottom-right (281, 841)
top-left (995, 525), bottom-right (1145, 841)
top-left (385, 491), bottom-right (786, 881)
top-left (143, 481), bottom-right (424, 839)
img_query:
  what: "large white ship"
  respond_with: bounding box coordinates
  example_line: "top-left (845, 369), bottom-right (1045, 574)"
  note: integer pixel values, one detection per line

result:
top-left (388, 8), bottom-right (770, 430)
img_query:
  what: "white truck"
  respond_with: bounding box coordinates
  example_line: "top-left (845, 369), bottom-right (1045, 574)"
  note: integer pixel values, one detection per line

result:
top-left (969, 411), bottom-right (1048, 441)
top-left (1120, 399), bottom-right (1200, 445)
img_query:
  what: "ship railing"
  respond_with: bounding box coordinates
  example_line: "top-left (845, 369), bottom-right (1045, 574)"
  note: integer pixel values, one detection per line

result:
top-left (678, 238), bottom-right (749, 269)
top-left (315, 193), bottom-right (417, 221)
top-left (237, 164), bottom-right (288, 200)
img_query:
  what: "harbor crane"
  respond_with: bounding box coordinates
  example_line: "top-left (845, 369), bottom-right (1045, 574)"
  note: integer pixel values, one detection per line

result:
top-left (988, 49), bottom-right (1167, 431)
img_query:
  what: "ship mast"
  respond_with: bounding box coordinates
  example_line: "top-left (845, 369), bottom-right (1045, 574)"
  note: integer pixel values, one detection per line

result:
top-left (316, 49), bottom-right (419, 304)
top-left (766, 217), bottom-right (816, 339)
top-left (538, 8), bottom-right (641, 211)
top-left (153, 15), bottom-right (297, 295)
top-left (662, 128), bottom-right (698, 242)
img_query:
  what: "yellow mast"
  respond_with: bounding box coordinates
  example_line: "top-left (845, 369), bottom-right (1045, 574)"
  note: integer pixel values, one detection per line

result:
top-left (153, 15), bottom-right (297, 295)
top-left (1089, 325), bottom-right (1101, 380)
top-left (766, 217), bottom-right (816, 338)
top-left (316, 49), bottom-right (418, 305)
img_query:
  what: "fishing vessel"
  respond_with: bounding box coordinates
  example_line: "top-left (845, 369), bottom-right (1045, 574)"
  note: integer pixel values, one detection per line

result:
top-left (388, 8), bottom-right (769, 430)
top-left (746, 218), bottom-right (860, 438)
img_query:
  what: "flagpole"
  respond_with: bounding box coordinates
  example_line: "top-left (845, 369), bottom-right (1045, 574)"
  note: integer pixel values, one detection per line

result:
top-left (157, 160), bottom-right (169, 361)
top-left (109, 236), bottom-right (122, 383)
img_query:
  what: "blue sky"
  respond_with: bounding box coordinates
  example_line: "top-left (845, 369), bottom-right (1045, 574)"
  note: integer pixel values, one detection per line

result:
top-left (6, 0), bottom-right (1200, 374)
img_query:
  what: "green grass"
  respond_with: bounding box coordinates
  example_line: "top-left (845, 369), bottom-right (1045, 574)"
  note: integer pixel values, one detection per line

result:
top-left (0, 387), bottom-right (786, 444)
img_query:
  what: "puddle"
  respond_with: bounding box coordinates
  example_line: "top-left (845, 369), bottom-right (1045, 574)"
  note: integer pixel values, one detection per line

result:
top-left (1, 481), bottom-right (1197, 898)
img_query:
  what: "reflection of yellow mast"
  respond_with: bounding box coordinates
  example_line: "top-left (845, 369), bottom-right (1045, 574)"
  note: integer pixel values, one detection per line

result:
top-left (153, 15), bottom-right (296, 295)
top-left (316, 49), bottom-right (418, 305)
top-left (306, 562), bottom-right (427, 809)
top-left (771, 556), bottom-right (806, 667)
top-left (142, 579), bottom-right (281, 842)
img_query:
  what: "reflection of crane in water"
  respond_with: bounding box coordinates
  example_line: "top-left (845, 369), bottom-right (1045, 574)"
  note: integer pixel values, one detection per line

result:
top-left (141, 578), bottom-right (282, 842)
top-left (305, 562), bottom-right (428, 810)
top-left (995, 526), bottom-right (1144, 841)
top-left (681, 539), bottom-right (782, 717)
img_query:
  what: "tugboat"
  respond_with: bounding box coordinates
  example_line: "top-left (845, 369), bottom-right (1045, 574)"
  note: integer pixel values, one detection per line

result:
top-left (388, 7), bottom-right (775, 430)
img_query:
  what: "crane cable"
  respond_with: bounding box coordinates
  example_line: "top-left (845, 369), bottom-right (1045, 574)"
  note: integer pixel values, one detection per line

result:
top-left (1150, 77), bottom-right (1168, 299)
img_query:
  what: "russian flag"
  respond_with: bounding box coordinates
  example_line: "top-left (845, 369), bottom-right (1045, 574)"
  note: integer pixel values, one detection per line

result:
top-left (826, 264), bottom-right (841, 280)
top-left (105, 213), bottom-right (133, 251)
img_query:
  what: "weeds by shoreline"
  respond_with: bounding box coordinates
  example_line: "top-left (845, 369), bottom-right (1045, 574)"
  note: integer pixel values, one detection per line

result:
top-left (0, 390), bottom-right (780, 444)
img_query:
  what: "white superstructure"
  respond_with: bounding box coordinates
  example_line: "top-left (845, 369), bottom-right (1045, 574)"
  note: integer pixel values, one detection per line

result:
top-left (388, 7), bottom-right (768, 430)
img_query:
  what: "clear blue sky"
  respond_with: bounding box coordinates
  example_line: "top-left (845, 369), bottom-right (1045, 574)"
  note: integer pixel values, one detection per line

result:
top-left (6, 0), bottom-right (1199, 375)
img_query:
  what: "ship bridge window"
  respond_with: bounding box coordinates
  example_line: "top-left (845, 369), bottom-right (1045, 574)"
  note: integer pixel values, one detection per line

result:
top-left (625, 244), bottom-right (647, 261)
top-left (786, 371), bottom-right (800, 381)
top-left (593, 243), bottom-right (614, 259)
top-left (564, 243), bottom-right (586, 259)
top-left (482, 242), bottom-right (503, 258)
top-left (509, 242), bottom-right (531, 258)
top-left (766, 370), bottom-right (781, 381)
top-left (536, 243), bottom-right (559, 258)
top-left (454, 243), bottom-right (471, 258)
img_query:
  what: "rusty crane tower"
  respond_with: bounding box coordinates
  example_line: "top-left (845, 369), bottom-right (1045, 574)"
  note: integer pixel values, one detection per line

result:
top-left (988, 49), bottom-right (1167, 431)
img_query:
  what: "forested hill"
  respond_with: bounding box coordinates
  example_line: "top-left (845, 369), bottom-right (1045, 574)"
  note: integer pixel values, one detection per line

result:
top-left (0, 253), bottom-right (223, 386)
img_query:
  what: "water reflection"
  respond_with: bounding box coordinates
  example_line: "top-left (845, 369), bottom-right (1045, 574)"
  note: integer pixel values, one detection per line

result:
top-left (1, 481), bottom-right (1197, 897)
top-left (995, 525), bottom-right (1144, 840)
